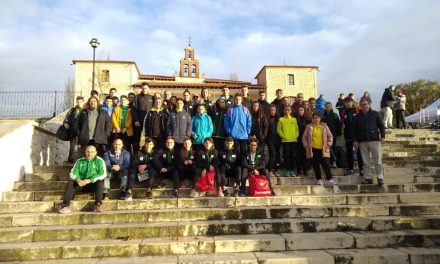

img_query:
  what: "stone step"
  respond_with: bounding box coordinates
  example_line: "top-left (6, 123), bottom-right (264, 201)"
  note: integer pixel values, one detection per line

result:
top-left (0, 234), bottom-right (285, 261)
top-left (416, 175), bottom-right (440, 183)
top-left (5, 183), bottom-right (440, 202)
top-left (3, 216), bottom-right (440, 244)
top-left (3, 192), bottom-right (440, 213)
top-left (7, 247), bottom-right (440, 264)
top-left (1, 231), bottom-right (440, 261)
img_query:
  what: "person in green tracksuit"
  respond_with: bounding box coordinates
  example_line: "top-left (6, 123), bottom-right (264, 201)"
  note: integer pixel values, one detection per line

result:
top-left (277, 106), bottom-right (300, 177)
top-left (58, 145), bottom-right (107, 214)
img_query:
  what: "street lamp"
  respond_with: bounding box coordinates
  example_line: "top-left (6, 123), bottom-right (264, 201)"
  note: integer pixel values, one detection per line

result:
top-left (89, 38), bottom-right (100, 92)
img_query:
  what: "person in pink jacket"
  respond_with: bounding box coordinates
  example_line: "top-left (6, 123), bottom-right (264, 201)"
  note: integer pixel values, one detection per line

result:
top-left (302, 111), bottom-right (334, 185)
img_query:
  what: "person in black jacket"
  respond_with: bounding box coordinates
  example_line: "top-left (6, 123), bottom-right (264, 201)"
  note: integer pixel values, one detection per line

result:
top-left (380, 85), bottom-right (397, 129)
top-left (335, 93), bottom-right (345, 117)
top-left (144, 97), bottom-right (168, 150)
top-left (242, 138), bottom-right (275, 196)
top-left (341, 97), bottom-right (363, 176)
top-left (211, 98), bottom-right (228, 151)
top-left (218, 137), bottom-right (242, 197)
top-left (77, 97), bottom-right (113, 157)
top-left (133, 85), bottom-right (154, 151)
top-left (179, 137), bottom-right (196, 186)
top-left (295, 106), bottom-right (310, 177)
top-left (354, 99), bottom-right (386, 185)
top-left (250, 101), bottom-right (269, 145)
top-left (322, 102), bottom-right (341, 168)
top-left (156, 136), bottom-right (181, 197)
top-left (183, 89), bottom-right (195, 116)
top-left (257, 90), bottom-right (270, 115)
top-left (137, 137), bottom-right (161, 199)
top-left (63, 96), bottom-right (84, 163)
top-left (271, 89), bottom-right (285, 116)
top-left (266, 105), bottom-right (282, 177)
top-left (193, 137), bottom-right (224, 197)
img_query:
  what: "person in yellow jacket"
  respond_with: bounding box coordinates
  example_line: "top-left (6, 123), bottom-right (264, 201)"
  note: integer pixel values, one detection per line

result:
top-left (112, 95), bottom-right (134, 153)
top-left (277, 105), bottom-right (299, 176)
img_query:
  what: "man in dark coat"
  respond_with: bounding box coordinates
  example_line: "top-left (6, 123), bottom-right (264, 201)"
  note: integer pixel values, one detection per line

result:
top-left (77, 97), bottom-right (113, 157)
top-left (133, 85), bottom-right (154, 150)
top-left (380, 85), bottom-right (397, 129)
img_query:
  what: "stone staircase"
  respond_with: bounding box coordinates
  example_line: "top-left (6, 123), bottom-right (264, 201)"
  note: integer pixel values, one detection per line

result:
top-left (0, 129), bottom-right (440, 263)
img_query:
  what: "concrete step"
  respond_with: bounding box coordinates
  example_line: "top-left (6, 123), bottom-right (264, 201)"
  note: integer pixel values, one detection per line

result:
top-left (8, 247), bottom-right (440, 264)
top-left (5, 183), bottom-right (440, 202)
top-left (1, 231), bottom-right (440, 261)
top-left (0, 234), bottom-right (285, 261)
top-left (3, 194), bottom-right (440, 214)
top-left (2, 216), bottom-right (439, 244)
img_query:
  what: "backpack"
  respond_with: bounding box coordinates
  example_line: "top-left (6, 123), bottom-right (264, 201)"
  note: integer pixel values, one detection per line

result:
top-left (196, 170), bottom-right (217, 196)
top-left (248, 173), bottom-right (272, 197)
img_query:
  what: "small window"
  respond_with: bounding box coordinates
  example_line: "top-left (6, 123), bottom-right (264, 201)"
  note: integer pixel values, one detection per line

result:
top-left (287, 74), bottom-right (294, 85)
top-left (101, 70), bottom-right (110, 82)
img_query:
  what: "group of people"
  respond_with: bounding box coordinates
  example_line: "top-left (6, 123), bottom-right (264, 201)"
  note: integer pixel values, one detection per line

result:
top-left (58, 85), bottom-right (386, 214)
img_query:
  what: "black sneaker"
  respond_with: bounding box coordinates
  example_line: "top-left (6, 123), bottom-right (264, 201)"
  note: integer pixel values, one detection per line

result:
top-left (172, 189), bottom-right (181, 198)
top-left (146, 191), bottom-right (153, 199)
top-left (158, 181), bottom-right (166, 188)
top-left (271, 191), bottom-right (276, 196)
top-left (377, 179), bottom-right (384, 186)
top-left (234, 189), bottom-right (240, 197)
top-left (119, 192), bottom-right (126, 200)
top-left (361, 179), bottom-right (373, 184)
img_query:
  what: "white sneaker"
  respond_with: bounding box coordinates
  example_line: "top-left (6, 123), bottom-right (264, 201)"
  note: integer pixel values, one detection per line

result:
top-left (189, 189), bottom-right (197, 198)
top-left (327, 179), bottom-right (335, 186)
top-left (218, 190), bottom-right (225, 197)
top-left (317, 180), bottom-right (323, 185)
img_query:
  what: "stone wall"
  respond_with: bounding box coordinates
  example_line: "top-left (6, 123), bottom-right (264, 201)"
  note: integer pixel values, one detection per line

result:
top-left (0, 118), bottom-right (70, 201)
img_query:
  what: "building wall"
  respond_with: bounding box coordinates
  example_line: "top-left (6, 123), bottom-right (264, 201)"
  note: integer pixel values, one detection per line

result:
top-left (263, 67), bottom-right (318, 102)
top-left (74, 62), bottom-right (139, 97)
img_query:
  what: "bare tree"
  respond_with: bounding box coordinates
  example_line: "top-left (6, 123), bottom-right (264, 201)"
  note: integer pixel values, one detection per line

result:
top-left (230, 72), bottom-right (238, 81)
top-left (63, 78), bottom-right (75, 109)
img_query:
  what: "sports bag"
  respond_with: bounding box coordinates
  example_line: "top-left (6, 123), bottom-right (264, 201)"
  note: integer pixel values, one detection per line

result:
top-left (248, 173), bottom-right (272, 197)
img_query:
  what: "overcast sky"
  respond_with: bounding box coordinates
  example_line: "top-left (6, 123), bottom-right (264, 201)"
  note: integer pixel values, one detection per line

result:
top-left (1, 0), bottom-right (439, 107)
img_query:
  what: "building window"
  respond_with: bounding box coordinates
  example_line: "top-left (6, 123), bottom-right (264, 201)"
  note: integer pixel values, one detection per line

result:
top-left (101, 70), bottom-right (110, 82)
top-left (287, 74), bottom-right (294, 85)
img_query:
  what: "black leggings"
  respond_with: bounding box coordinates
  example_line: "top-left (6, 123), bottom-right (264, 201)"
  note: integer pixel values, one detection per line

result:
top-left (310, 148), bottom-right (332, 180)
top-left (282, 142), bottom-right (297, 171)
top-left (63, 179), bottom-right (104, 206)
top-left (297, 143), bottom-right (309, 175)
top-left (346, 141), bottom-right (363, 171)
top-left (159, 169), bottom-right (180, 190)
top-left (267, 141), bottom-right (281, 171)
top-left (220, 166), bottom-right (242, 186)
top-left (234, 140), bottom-right (248, 157)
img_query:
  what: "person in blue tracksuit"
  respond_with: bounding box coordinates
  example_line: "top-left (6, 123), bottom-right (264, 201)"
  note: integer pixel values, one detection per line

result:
top-left (191, 104), bottom-right (214, 152)
top-left (224, 93), bottom-right (252, 157)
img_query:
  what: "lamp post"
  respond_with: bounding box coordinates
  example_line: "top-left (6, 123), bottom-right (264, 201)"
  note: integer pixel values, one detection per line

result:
top-left (89, 38), bottom-right (100, 92)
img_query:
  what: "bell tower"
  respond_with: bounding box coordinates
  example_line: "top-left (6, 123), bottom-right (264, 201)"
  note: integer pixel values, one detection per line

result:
top-left (179, 36), bottom-right (200, 78)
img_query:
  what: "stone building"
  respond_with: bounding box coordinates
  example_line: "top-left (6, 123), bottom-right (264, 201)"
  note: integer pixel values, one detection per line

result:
top-left (72, 60), bottom-right (140, 96)
top-left (255, 65), bottom-right (318, 102)
top-left (72, 44), bottom-right (318, 102)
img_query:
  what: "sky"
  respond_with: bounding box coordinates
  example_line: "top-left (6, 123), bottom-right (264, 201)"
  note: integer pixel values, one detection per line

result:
top-left (1, 0), bottom-right (439, 107)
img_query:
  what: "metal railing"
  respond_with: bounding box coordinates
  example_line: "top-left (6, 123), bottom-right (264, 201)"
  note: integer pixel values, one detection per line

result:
top-left (0, 91), bottom-right (83, 118)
